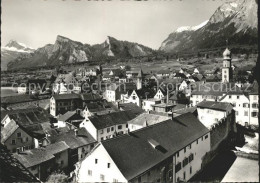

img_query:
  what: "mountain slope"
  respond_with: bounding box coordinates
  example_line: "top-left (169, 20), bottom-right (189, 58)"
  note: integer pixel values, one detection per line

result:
top-left (7, 36), bottom-right (155, 70)
top-left (1, 40), bottom-right (34, 71)
top-left (160, 0), bottom-right (258, 53)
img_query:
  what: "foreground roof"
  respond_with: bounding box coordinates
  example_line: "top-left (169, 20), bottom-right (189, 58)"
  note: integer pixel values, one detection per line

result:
top-left (102, 113), bottom-right (209, 180)
top-left (0, 144), bottom-right (39, 182)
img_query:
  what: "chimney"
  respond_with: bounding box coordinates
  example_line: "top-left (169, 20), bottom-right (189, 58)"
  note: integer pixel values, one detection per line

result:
top-left (74, 129), bottom-right (78, 136)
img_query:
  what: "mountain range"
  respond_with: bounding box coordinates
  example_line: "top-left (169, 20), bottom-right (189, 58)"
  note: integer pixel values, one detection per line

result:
top-left (2, 0), bottom-right (258, 71)
top-left (159, 0), bottom-right (258, 53)
top-left (5, 36), bottom-right (155, 70)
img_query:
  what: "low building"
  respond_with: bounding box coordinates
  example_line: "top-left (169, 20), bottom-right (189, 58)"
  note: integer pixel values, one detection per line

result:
top-left (104, 83), bottom-right (136, 102)
top-left (13, 141), bottom-right (69, 181)
top-left (50, 94), bottom-right (81, 116)
top-left (118, 103), bottom-right (144, 117)
top-left (1, 107), bottom-right (51, 152)
top-left (56, 110), bottom-right (84, 128)
top-left (49, 128), bottom-right (97, 165)
top-left (190, 82), bottom-right (236, 106)
top-left (80, 111), bottom-right (136, 142)
top-left (1, 120), bottom-right (34, 153)
top-left (152, 103), bottom-right (175, 113)
top-left (142, 98), bottom-right (161, 112)
top-left (76, 113), bottom-right (210, 182)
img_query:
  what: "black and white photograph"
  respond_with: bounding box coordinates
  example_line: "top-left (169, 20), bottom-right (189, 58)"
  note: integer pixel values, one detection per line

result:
top-left (0, 0), bottom-right (259, 182)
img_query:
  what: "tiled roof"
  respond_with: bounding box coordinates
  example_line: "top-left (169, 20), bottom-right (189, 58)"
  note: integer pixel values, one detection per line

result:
top-left (88, 111), bottom-right (137, 130)
top-left (58, 111), bottom-right (84, 122)
top-left (52, 93), bottom-right (80, 100)
top-left (102, 113), bottom-right (209, 180)
top-left (1, 94), bottom-right (36, 104)
top-left (0, 144), bottom-right (39, 182)
top-left (1, 107), bottom-right (51, 139)
top-left (1, 120), bottom-right (19, 143)
top-left (13, 148), bottom-right (55, 168)
top-left (119, 103), bottom-right (144, 116)
top-left (80, 93), bottom-right (101, 101)
top-left (49, 128), bottom-right (96, 149)
top-left (197, 101), bottom-right (233, 111)
top-left (14, 142), bottom-right (69, 168)
top-left (128, 113), bottom-right (170, 126)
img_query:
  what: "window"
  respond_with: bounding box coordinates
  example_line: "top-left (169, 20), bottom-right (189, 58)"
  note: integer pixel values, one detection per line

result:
top-left (243, 103), bottom-right (249, 108)
top-left (100, 129), bottom-right (103, 134)
top-left (196, 139), bottom-right (198, 144)
top-left (236, 111), bottom-right (239, 116)
top-left (113, 179), bottom-right (118, 183)
top-left (133, 96), bottom-right (136, 100)
top-left (205, 135), bottom-right (208, 139)
top-left (17, 132), bottom-right (22, 138)
top-left (107, 128), bottom-right (110, 133)
top-left (176, 151), bottom-right (179, 157)
top-left (189, 144), bottom-right (192, 149)
top-left (175, 162), bottom-right (182, 173)
top-left (190, 166), bottom-right (192, 174)
top-left (126, 124), bottom-right (128, 128)
top-left (101, 137), bottom-right (104, 141)
top-left (201, 137), bottom-right (203, 141)
top-left (189, 154), bottom-right (194, 162)
top-left (108, 163), bottom-right (110, 168)
top-left (237, 96), bottom-right (240, 99)
top-left (184, 147), bottom-right (186, 153)
top-left (251, 112), bottom-right (258, 118)
top-left (252, 103), bottom-right (258, 108)
top-left (100, 174), bottom-right (105, 181)
top-left (95, 159), bottom-right (98, 164)
top-left (229, 95), bottom-right (231, 99)
top-left (244, 111), bottom-right (248, 116)
top-left (147, 171), bottom-right (151, 176)
top-left (111, 127), bottom-right (114, 131)
top-left (11, 140), bottom-right (16, 145)
top-left (183, 171), bottom-right (186, 180)
top-left (182, 157), bottom-right (189, 167)
top-left (118, 125), bottom-right (122, 130)
top-left (138, 176), bottom-right (141, 183)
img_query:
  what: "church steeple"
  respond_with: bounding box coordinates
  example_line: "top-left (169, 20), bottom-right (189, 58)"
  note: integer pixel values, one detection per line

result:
top-left (222, 47), bottom-right (232, 83)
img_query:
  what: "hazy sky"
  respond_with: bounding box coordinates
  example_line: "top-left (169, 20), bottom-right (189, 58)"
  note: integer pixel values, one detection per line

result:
top-left (1, 0), bottom-right (224, 49)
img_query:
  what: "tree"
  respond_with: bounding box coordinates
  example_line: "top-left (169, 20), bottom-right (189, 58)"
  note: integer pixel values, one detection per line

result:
top-left (125, 65), bottom-right (131, 71)
top-left (47, 172), bottom-right (69, 183)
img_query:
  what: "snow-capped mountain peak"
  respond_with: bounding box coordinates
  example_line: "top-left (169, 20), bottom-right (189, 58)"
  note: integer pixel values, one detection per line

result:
top-left (175, 20), bottom-right (209, 33)
top-left (2, 40), bottom-right (34, 53)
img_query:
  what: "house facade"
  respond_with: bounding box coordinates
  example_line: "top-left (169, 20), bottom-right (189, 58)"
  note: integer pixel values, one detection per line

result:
top-left (76, 113), bottom-right (210, 183)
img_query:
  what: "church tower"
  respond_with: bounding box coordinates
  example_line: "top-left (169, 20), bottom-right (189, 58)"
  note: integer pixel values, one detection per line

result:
top-left (222, 48), bottom-right (232, 83)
